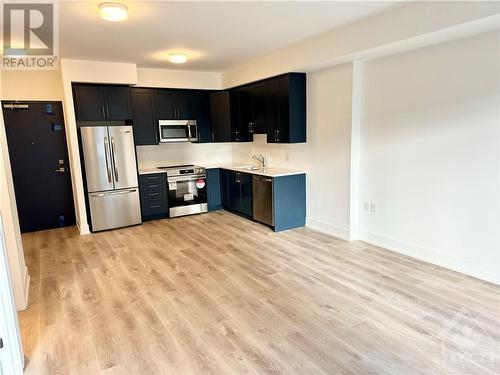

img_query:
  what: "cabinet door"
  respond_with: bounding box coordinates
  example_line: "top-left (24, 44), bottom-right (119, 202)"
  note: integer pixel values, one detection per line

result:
top-left (239, 172), bottom-right (253, 217)
top-left (220, 169), bottom-right (231, 209)
top-left (73, 85), bottom-right (105, 121)
top-left (206, 168), bottom-right (222, 211)
top-left (154, 90), bottom-right (177, 120)
top-left (250, 82), bottom-right (269, 134)
top-left (130, 88), bottom-right (157, 145)
top-left (193, 91), bottom-right (212, 143)
top-left (238, 86), bottom-right (253, 135)
top-left (230, 90), bottom-right (251, 142)
top-left (229, 171), bottom-right (241, 212)
top-left (210, 91), bottom-right (232, 142)
top-left (176, 90), bottom-right (195, 119)
top-left (103, 86), bottom-right (130, 120)
top-left (267, 77), bottom-right (289, 143)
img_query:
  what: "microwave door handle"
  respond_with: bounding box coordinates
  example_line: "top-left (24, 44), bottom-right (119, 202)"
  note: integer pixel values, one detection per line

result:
top-left (187, 122), bottom-right (192, 142)
top-left (103, 137), bottom-right (112, 183)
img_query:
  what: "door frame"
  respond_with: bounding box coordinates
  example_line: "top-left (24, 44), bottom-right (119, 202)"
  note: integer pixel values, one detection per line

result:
top-left (0, 214), bottom-right (24, 375)
top-left (1, 100), bottom-right (76, 232)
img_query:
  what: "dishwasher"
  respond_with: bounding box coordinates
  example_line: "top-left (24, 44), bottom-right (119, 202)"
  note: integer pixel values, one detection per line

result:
top-left (252, 175), bottom-right (274, 226)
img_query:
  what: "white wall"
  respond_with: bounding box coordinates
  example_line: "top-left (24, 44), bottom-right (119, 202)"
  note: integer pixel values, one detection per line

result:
top-left (222, 1), bottom-right (500, 87)
top-left (137, 67), bottom-right (221, 89)
top-left (0, 74), bottom-right (30, 310)
top-left (359, 31), bottom-right (500, 284)
top-left (232, 63), bottom-right (354, 239)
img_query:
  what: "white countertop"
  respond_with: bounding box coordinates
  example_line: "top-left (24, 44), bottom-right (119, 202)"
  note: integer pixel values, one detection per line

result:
top-left (138, 167), bottom-right (166, 175)
top-left (138, 163), bottom-right (306, 178)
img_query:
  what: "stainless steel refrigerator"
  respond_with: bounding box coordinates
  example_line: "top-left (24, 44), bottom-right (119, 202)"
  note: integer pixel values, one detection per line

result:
top-left (80, 125), bottom-right (141, 231)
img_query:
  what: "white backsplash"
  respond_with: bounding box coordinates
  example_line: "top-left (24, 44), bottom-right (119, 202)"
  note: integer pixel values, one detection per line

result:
top-left (136, 134), bottom-right (309, 170)
top-left (232, 134), bottom-right (309, 169)
top-left (136, 142), bottom-right (233, 168)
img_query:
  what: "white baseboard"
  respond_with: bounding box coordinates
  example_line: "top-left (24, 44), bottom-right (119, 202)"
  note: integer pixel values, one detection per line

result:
top-left (17, 266), bottom-right (30, 311)
top-left (359, 230), bottom-right (500, 286)
top-left (306, 219), bottom-right (351, 240)
top-left (76, 220), bottom-right (90, 235)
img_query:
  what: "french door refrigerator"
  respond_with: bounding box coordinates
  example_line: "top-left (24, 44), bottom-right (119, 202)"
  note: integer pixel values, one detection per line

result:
top-left (80, 125), bottom-right (141, 231)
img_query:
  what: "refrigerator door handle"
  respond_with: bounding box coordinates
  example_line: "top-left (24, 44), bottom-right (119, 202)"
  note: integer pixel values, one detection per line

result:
top-left (110, 136), bottom-right (119, 182)
top-left (91, 188), bottom-right (137, 197)
top-left (103, 137), bottom-right (112, 183)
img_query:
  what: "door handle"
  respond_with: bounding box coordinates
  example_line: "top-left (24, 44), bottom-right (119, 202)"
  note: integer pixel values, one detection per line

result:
top-left (54, 167), bottom-right (65, 173)
top-left (110, 136), bottom-right (119, 182)
top-left (187, 122), bottom-right (192, 142)
top-left (104, 137), bottom-right (112, 182)
top-left (92, 188), bottom-right (137, 197)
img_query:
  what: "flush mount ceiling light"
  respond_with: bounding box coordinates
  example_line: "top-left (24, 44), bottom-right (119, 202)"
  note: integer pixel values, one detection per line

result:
top-left (99, 2), bottom-right (128, 22)
top-left (169, 53), bottom-right (187, 64)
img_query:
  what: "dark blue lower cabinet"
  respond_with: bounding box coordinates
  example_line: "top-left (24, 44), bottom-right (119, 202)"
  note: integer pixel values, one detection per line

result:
top-left (206, 168), bottom-right (222, 211)
top-left (273, 174), bottom-right (306, 231)
top-left (220, 169), bottom-right (253, 218)
top-left (239, 172), bottom-right (253, 217)
top-left (138, 173), bottom-right (168, 221)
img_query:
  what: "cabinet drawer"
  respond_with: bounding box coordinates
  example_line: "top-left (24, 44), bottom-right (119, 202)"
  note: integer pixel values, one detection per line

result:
top-left (140, 188), bottom-right (165, 200)
top-left (141, 199), bottom-right (167, 217)
top-left (139, 173), bottom-right (165, 184)
top-left (140, 181), bottom-right (165, 191)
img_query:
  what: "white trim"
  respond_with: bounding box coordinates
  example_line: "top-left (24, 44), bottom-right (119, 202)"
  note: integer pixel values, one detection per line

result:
top-left (359, 231), bottom-right (500, 286)
top-left (306, 219), bottom-right (350, 241)
top-left (0, 215), bottom-right (25, 375)
top-left (20, 266), bottom-right (30, 311)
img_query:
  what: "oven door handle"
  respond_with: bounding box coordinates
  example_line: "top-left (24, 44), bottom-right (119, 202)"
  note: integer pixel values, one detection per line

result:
top-left (167, 175), bottom-right (206, 183)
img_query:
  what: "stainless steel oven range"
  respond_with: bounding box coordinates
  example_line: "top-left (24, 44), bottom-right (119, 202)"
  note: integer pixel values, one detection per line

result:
top-left (158, 165), bottom-right (208, 218)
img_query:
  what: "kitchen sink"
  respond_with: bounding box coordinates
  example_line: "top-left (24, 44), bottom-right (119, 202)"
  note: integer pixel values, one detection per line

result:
top-left (235, 165), bottom-right (262, 171)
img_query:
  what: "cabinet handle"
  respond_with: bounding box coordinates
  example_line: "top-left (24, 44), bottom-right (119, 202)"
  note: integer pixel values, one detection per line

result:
top-left (148, 192), bottom-right (160, 197)
top-left (102, 105), bottom-right (106, 119)
top-left (106, 105), bottom-right (110, 119)
top-left (148, 184), bottom-right (159, 188)
top-left (249, 122), bottom-right (253, 133)
top-left (150, 204), bottom-right (160, 208)
top-left (235, 130), bottom-right (239, 141)
top-left (276, 129), bottom-right (280, 142)
top-left (212, 131), bottom-right (215, 142)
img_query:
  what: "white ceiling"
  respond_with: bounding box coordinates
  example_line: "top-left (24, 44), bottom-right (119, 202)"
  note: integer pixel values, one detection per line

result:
top-left (60, 1), bottom-right (400, 71)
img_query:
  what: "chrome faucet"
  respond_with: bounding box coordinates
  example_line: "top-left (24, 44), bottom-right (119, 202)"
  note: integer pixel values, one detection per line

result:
top-left (252, 154), bottom-right (267, 168)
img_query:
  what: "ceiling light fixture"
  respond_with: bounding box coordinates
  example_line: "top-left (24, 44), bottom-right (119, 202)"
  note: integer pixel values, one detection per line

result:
top-left (99, 2), bottom-right (128, 22)
top-left (169, 53), bottom-right (187, 64)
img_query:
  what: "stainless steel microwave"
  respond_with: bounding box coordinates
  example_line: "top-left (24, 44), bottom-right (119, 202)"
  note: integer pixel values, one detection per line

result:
top-left (158, 120), bottom-right (198, 143)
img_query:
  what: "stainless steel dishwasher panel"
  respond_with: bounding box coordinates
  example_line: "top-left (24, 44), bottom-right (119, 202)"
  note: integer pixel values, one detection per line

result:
top-left (252, 175), bottom-right (274, 226)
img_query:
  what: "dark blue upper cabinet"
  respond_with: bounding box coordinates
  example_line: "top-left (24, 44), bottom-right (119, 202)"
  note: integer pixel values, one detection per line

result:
top-left (153, 89), bottom-right (179, 120)
top-left (193, 90), bottom-right (212, 143)
top-left (73, 84), bottom-right (131, 121)
top-left (267, 73), bottom-right (306, 143)
top-left (129, 87), bottom-right (158, 145)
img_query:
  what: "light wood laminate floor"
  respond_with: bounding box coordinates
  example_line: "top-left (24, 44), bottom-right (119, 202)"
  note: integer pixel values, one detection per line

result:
top-left (19, 211), bottom-right (500, 374)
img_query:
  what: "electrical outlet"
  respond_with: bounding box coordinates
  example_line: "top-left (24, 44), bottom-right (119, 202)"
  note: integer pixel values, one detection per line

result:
top-left (370, 203), bottom-right (376, 213)
top-left (363, 202), bottom-right (369, 211)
